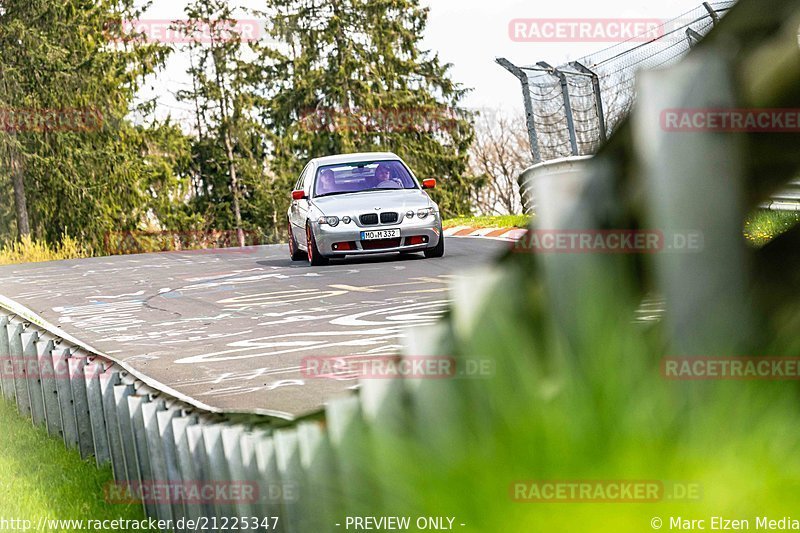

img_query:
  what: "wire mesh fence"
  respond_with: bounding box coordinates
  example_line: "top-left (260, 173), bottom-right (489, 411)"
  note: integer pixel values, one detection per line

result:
top-left (499, 1), bottom-right (737, 163)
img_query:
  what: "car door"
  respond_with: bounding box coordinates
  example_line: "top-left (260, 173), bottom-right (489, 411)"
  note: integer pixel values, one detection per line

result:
top-left (289, 164), bottom-right (310, 242)
top-left (294, 163), bottom-right (315, 247)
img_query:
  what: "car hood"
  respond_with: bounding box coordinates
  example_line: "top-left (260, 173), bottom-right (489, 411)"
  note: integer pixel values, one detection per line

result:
top-left (310, 189), bottom-right (435, 215)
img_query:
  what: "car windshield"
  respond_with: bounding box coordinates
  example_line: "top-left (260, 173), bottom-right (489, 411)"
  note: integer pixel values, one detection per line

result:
top-left (313, 160), bottom-right (418, 197)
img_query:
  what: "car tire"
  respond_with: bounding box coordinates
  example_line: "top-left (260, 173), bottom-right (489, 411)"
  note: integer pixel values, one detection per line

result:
top-left (288, 220), bottom-right (307, 261)
top-left (306, 223), bottom-right (329, 266)
top-left (424, 235), bottom-right (445, 258)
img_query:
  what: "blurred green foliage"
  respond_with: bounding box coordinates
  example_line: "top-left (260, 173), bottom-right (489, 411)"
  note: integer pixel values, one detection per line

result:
top-left (744, 210), bottom-right (800, 246)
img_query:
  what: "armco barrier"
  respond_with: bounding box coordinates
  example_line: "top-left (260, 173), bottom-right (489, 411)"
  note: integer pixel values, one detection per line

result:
top-left (0, 302), bottom-right (301, 530)
top-left (0, 298), bottom-right (429, 532)
top-left (761, 179), bottom-right (800, 211)
top-left (520, 157), bottom-right (800, 214)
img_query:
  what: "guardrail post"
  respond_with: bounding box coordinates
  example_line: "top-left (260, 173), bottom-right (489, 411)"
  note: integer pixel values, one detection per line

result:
top-left (128, 393), bottom-right (157, 519)
top-left (21, 330), bottom-right (46, 426)
top-left (143, 398), bottom-right (173, 526)
top-left (252, 432), bottom-right (286, 533)
top-left (36, 336), bottom-right (61, 438)
top-left (633, 47), bottom-right (754, 353)
top-left (113, 382), bottom-right (138, 485)
top-left (156, 405), bottom-right (185, 530)
top-left (7, 321), bottom-right (30, 417)
top-left (101, 369), bottom-right (125, 481)
top-left (327, 396), bottom-right (379, 517)
top-left (297, 422), bottom-right (335, 532)
top-left (172, 413), bottom-right (200, 532)
top-left (186, 422), bottom-right (217, 523)
top-left (0, 315), bottom-right (14, 402)
top-left (86, 359), bottom-right (111, 467)
top-left (222, 426), bottom-right (257, 522)
top-left (202, 423), bottom-right (234, 522)
top-left (52, 347), bottom-right (79, 448)
top-left (69, 354), bottom-right (95, 459)
top-left (274, 429), bottom-right (303, 533)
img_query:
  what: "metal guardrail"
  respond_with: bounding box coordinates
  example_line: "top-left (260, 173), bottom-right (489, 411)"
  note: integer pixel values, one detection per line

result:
top-left (0, 299), bottom-right (406, 532)
top-left (761, 180), bottom-right (800, 211)
top-left (1, 293), bottom-right (464, 531)
top-left (520, 159), bottom-right (800, 214)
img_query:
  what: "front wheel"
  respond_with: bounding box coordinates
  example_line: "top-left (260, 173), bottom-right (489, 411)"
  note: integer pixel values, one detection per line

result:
top-left (424, 235), bottom-right (445, 258)
top-left (306, 223), bottom-right (329, 266)
top-left (288, 220), bottom-right (307, 261)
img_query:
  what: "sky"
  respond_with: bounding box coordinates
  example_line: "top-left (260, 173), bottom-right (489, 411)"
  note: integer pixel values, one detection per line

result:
top-left (134, 0), bottom-right (725, 125)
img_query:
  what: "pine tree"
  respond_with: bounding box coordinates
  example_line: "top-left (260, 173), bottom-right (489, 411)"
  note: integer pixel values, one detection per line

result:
top-left (0, 0), bottom-right (192, 248)
top-left (179, 0), bottom-right (272, 245)
top-left (256, 0), bottom-right (477, 217)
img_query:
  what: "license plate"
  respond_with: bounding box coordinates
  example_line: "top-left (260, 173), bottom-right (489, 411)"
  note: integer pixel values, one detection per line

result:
top-left (361, 229), bottom-right (400, 240)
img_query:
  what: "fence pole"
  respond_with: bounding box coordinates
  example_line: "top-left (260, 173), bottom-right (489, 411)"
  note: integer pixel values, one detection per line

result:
top-left (496, 57), bottom-right (542, 163)
top-left (538, 61), bottom-right (578, 156)
top-left (686, 28), bottom-right (704, 48)
top-left (570, 61), bottom-right (607, 143)
top-left (703, 2), bottom-right (720, 24)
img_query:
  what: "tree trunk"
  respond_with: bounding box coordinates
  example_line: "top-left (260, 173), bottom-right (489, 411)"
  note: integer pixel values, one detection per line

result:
top-left (8, 144), bottom-right (30, 238)
top-left (222, 129), bottom-right (245, 247)
top-left (209, 32), bottom-right (245, 248)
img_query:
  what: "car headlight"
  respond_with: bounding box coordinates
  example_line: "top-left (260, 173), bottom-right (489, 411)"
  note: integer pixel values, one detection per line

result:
top-left (405, 210), bottom-right (415, 219)
top-left (417, 207), bottom-right (434, 219)
top-left (318, 216), bottom-right (339, 227)
top-left (342, 216), bottom-right (351, 224)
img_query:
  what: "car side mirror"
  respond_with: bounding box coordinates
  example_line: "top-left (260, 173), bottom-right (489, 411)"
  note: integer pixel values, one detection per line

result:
top-left (422, 179), bottom-right (436, 189)
top-left (291, 190), bottom-right (306, 200)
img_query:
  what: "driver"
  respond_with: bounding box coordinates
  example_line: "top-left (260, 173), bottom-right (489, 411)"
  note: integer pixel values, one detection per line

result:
top-left (373, 163), bottom-right (396, 187)
top-left (318, 169), bottom-right (335, 195)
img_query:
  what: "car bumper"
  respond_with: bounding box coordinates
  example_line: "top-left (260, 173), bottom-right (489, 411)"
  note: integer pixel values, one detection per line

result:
top-left (313, 218), bottom-right (442, 256)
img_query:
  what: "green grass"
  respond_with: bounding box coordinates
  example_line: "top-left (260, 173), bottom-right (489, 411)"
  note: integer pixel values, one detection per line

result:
top-left (0, 235), bottom-right (89, 266)
top-left (442, 214), bottom-right (532, 229)
top-left (350, 256), bottom-right (800, 532)
top-left (0, 399), bottom-right (154, 532)
top-left (744, 210), bottom-right (800, 246)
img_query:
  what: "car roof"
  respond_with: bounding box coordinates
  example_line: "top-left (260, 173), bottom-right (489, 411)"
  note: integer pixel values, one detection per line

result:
top-left (310, 152), bottom-right (402, 167)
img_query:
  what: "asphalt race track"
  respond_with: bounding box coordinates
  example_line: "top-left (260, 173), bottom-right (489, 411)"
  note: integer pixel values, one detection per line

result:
top-left (0, 237), bottom-right (508, 419)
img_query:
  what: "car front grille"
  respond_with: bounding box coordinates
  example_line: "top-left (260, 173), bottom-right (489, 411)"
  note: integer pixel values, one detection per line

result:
top-left (380, 212), bottom-right (398, 224)
top-left (361, 238), bottom-right (401, 250)
top-left (359, 213), bottom-right (379, 225)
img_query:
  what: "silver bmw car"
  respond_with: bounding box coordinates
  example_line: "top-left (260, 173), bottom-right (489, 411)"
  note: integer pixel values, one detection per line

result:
top-left (287, 152), bottom-right (444, 265)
